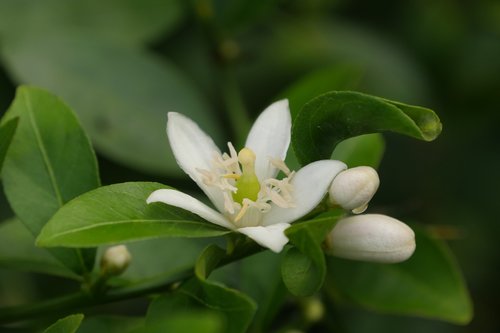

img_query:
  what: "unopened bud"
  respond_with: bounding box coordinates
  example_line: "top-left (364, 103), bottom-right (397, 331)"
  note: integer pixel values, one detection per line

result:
top-left (303, 297), bottom-right (324, 322)
top-left (100, 245), bottom-right (131, 276)
top-left (329, 166), bottom-right (379, 214)
top-left (325, 214), bottom-right (416, 263)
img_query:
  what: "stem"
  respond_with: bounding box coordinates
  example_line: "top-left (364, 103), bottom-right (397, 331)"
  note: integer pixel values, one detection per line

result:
top-left (221, 68), bottom-right (252, 145)
top-left (0, 243), bottom-right (262, 324)
top-left (192, 0), bottom-right (251, 145)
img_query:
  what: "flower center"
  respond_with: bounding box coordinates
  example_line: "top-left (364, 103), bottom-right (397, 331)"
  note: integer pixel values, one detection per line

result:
top-left (232, 148), bottom-right (260, 204)
top-left (197, 142), bottom-right (296, 227)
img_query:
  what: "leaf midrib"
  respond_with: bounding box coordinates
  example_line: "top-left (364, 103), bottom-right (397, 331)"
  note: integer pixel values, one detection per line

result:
top-left (42, 218), bottom-right (223, 241)
top-left (24, 91), bottom-right (64, 207)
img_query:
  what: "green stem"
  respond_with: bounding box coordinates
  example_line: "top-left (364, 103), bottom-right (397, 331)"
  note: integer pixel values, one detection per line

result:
top-left (0, 243), bottom-right (262, 324)
top-left (192, 0), bottom-right (251, 145)
top-left (221, 68), bottom-right (252, 145)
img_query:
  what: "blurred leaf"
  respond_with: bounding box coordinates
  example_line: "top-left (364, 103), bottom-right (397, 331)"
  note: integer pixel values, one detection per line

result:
top-left (77, 316), bottom-right (143, 333)
top-left (37, 182), bottom-right (228, 248)
top-left (238, 20), bottom-right (430, 110)
top-left (326, 227), bottom-right (473, 324)
top-left (292, 91), bottom-right (442, 165)
top-left (331, 134), bottom-right (385, 169)
top-left (282, 210), bottom-right (344, 297)
top-left (0, 218), bottom-right (81, 280)
top-left (42, 313), bottom-right (83, 333)
top-left (1, 31), bottom-right (222, 176)
top-left (0, 0), bottom-right (184, 45)
top-left (279, 65), bottom-right (363, 119)
top-left (208, 0), bottom-right (280, 33)
top-left (120, 238), bottom-right (207, 282)
top-left (0, 117), bottom-right (18, 173)
top-left (1, 86), bottom-right (99, 274)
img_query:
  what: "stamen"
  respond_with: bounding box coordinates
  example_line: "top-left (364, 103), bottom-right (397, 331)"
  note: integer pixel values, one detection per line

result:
top-left (270, 157), bottom-right (291, 176)
top-left (234, 200), bottom-right (250, 222)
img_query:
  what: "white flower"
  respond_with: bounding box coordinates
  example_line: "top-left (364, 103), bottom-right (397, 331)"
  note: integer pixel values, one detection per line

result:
top-left (147, 100), bottom-right (346, 253)
top-left (325, 214), bottom-right (416, 263)
top-left (328, 166), bottom-right (379, 214)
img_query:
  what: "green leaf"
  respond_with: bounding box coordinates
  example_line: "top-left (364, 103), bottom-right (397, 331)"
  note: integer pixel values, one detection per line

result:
top-left (326, 227), bottom-right (473, 324)
top-left (37, 182), bottom-right (228, 248)
top-left (143, 294), bottom-right (224, 333)
top-left (178, 244), bottom-right (257, 333)
top-left (1, 30), bottom-right (222, 175)
top-left (0, 219), bottom-right (81, 280)
top-left (331, 134), bottom-right (385, 169)
top-left (43, 314), bottom-right (84, 333)
top-left (226, 251), bottom-right (287, 332)
top-left (0, 0), bottom-right (184, 45)
top-left (77, 315), bottom-right (144, 333)
top-left (280, 65), bottom-right (363, 119)
top-left (292, 91), bottom-right (442, 165)
top-left (0, 117), bottom-right (18, 174)
top-left (1, 86), bottom-right (99, 274)
top-left (282, 210), bottom-right (344, 297)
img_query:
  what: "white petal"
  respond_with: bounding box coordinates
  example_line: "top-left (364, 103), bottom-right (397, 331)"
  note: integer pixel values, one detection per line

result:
top-left (167, 112), bottom-right (225, 212)
top-left (262, 160), bottom-right (347, 226)
top-left (245, 99), bottom-right (291, 181)
top-left (238, 223), bottom-right (291, 253)
top-left (147, 189), bottom-right (233, 229)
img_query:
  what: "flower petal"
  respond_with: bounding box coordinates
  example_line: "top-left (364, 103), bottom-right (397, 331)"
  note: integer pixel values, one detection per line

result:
top-left (238, 223), bottom-right (291, 253)
top-left (167, 112), bottom-right (225, 212)
top-left (147, 189), bottom-right (233, 229)
top-left (245, 99), bottom-right (291, 181)
top-left (262, 160), bottom-right (347, 226)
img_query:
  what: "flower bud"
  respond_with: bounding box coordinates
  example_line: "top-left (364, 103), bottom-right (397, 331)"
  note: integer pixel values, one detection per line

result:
top-left (325, 214), bottom-right (416, 263)
top-left (328, 166), bottom-right (379, 214)
top-left (303, 297), bottom-right (324, 322)
top-left (100, 245), bottom-right (131, 276)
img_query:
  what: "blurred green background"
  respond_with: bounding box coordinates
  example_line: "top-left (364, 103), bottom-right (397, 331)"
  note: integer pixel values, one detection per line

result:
top-left (0, 0), bottom-right (498, 332)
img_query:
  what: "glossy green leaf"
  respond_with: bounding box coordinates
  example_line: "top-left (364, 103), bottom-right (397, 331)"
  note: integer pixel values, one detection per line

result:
top-left (43, 314), bottom-right (84, 333)
top-left (326, 227), bottom-right (473, 324)
top-left (0, 117), bottom-right (18, 174)
top-left (178, 244), bottom-right (257, 333)
top-left (282, 210), bottom-right (344, 296)
top-left (292, 91), bottom-right (442, 165)
top-left (1, 86), bottom-right (99, 274)
top-left (0, 219), bottom-right (81, 280)
top-left (331, 134), bottom-right (385, 169)
top-left (37, 182), bottom-right (228, 248)
top-left (0, 0), bottom-right (184, 45)
top-left (1, 31), bottom-right (221, 176)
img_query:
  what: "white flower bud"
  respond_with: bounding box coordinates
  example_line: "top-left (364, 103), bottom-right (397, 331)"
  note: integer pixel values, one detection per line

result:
top-left (328, 166), bottom-right (379, 214)
top-left (325, 214), bottom-right (416, 263)
top-left (100, 245), bottom-right (131, 276)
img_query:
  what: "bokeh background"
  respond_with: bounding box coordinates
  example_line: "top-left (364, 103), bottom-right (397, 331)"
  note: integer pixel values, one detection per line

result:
top-left (0, 0), bottom-right (499, 332)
